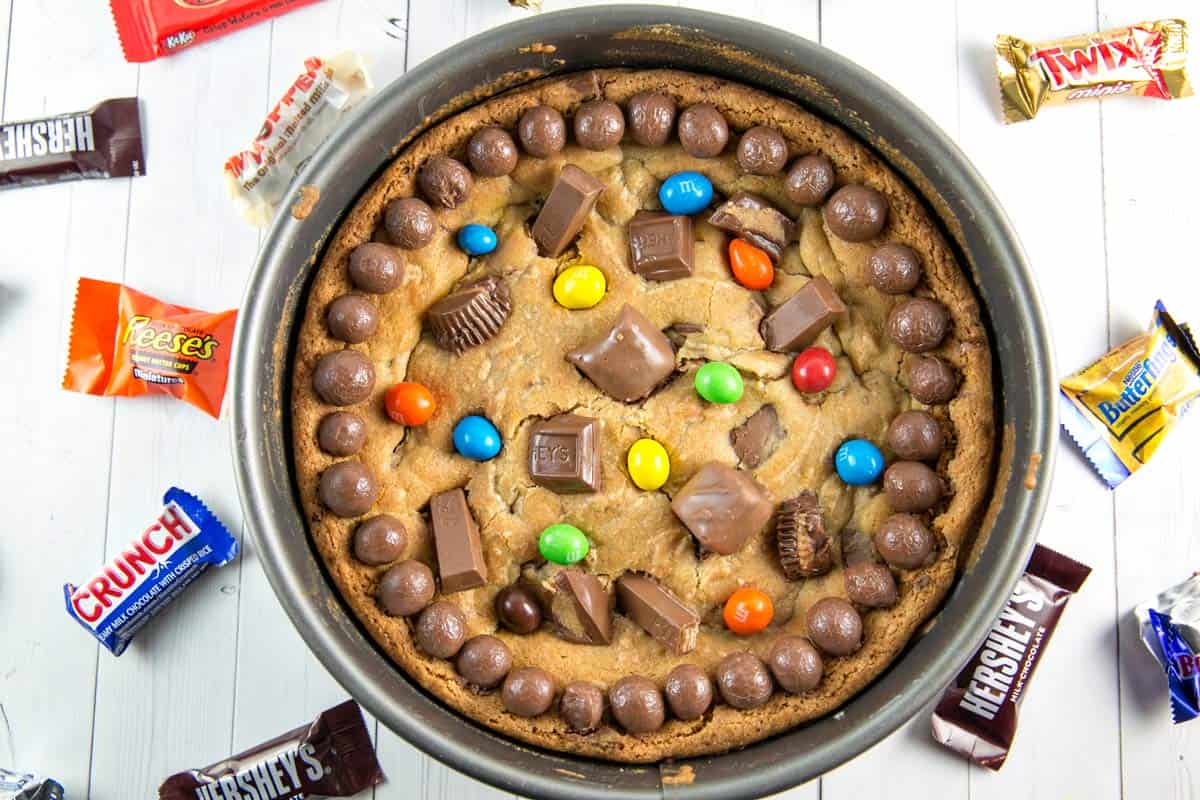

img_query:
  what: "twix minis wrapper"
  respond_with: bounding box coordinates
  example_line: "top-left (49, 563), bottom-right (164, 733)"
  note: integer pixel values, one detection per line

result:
top-left (110, 0), bottom-right (321, 62)
top-left (995, 19), bottom-right (1192, 122)
top-left (62, 278), bottom-right (237, 419)
top-left (1060, 301), bottom-right (1200, 489)
top-left (932, 544), bottom-right (1091, 770)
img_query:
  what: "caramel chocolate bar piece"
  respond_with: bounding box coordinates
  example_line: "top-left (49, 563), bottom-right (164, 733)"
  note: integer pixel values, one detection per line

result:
top-left (532, 164), bottom-right (605, 257)
top-left (426, 275), bottom-right (511, 354)
top-left (708, 192), bottom-right (796, 262)
top-left (671, 462), bottom-right (774, 556)
top-left (760, 276), bottom-right (846, 352)
top-left (549, 568), bottom-right (613, 645)
top-left (628, 211), bottom-right (694, 281)
top-left (529, 413), bottom-right (601, 493)
top-left (430, 488), bottom-right (487, 593)
top-left (567, 305), bottom-right (675, 402)
top-left (616, 572), bottom-right (700, 655)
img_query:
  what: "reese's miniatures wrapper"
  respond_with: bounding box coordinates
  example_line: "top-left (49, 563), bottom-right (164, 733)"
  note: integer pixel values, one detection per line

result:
top-left (224, 53), bottom-right (372, 226)
top-left (0, 769), bottom-right (65, 800)
top-left (1136, 573), bottom-right (1200, 724)
top-left (64, 487), bottom-right (238, 656)
top-left (995, 19), bottom-right (1193, 123)
top-left (1, 98), bottom-right (144, 190)
top-left (932, 544), bottom-right (1090, 770)
top-left (110, 0), bottom-right (321, 62)
top-left (62, 277), bottom-right (237, 419)
top-left (1060, 301), bottom-right (1200, 489)
top-left (158, 700), bottom-right (384, 799)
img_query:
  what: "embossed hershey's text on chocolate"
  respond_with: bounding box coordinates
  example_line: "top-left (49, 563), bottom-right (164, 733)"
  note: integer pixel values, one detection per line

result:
top-left (528, 413), bottom-right (601, 493)
top-left (628, 211), bottom-right (694, 281)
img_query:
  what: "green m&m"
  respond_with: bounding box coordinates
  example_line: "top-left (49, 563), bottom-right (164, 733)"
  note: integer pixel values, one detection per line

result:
top-left (694, 362), bottom-right (744, 404)
top-left (539, 523), bottom-right (590, 565)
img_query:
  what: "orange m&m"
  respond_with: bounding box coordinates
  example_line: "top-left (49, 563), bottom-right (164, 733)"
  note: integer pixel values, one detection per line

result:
top-left (385, 382), bottom-right (436, 425)
top-left (728, 239), bottom-right (775, 290)
top-left (723, 587), bottom-right (774, 635)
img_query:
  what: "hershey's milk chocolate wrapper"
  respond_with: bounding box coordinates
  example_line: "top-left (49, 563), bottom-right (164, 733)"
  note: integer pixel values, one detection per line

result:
top-left (0, 98), bottom-right (144, 190)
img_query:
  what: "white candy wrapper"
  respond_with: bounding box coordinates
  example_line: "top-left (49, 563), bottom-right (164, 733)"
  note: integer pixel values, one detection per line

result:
top-left (223, 52), bottom-right (372, 225)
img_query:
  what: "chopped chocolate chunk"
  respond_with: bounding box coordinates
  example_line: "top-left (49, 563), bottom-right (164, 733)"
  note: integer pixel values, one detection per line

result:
top-left (429, 488), bottom-right (487, 593)
top-left (627, 211), bottom-right (694, 281)
top-left (528, 413), bottom-right (601, 493)
top-left (708, 192), bottom-right (797, 262)
top-left (616, 572), bottom-right (700, 655)
top-left (730, 404), bottom-right (785, 469)
top-left (531, 164), bottom-right (604, 257)
top-left (760, 276), bottom-right (846, 353)
top-left (566, 305), bottom-right (675, 402)
top-left (775, 490), bottom-right (832, 579)
top-left (546, 568), bottom-right (613, 645)
top-left (426, 275), bottom-right (511, 354)
top-left (840, 526), bottom-right (881, 566)
top-left (671, 462), bottom-right (774, 556)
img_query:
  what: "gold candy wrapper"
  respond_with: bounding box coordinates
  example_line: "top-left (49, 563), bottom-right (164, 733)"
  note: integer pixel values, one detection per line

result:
top-left (1060, 302), bottom-right (1200, 488)
top-left (996, 19), bottom-right (1192, 123)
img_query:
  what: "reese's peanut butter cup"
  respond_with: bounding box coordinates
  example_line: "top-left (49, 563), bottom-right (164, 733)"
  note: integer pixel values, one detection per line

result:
top-left (62, 277), bottom-right (237, 419)
top-left (1060, 301), bottom-right (1200, 489)
top-left (995, 19), bottom-right (1193, 123)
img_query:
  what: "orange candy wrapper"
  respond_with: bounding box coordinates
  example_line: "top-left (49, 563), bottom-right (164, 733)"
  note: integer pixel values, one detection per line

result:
top-left (62, 278), bottom-right (237, 419)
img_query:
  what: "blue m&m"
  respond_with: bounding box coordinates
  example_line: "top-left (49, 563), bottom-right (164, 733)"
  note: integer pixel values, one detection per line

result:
top-left (457, 224), bottom-right (498, 256)
top-left (453, 415), bottom-right (502, 461)
top-left (658, 172), bottom-right (713, 215)
top-left (835, 439), bottom-right (884, 485)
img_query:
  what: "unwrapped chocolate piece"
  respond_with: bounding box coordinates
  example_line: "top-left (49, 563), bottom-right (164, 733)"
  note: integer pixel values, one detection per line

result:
top-left (931, 544), bottom-right (1090, 769)
top-left (1135, 572), bottom-right (1200, 724)
top-left (1, 98), bottom-right (144, 190)
top-left (776, 490), bottom-right (831, 579)
top-left (671, 462), bottom-right (774, 556)
top-left (628, 211), bottom-right (694, 281)
top-left (567, 305), bottom-right (675, 402)
top-left (427, 275), bottom-right (512, 354)
top-left (158, 700), bottom-right (384, 799)
top-left (708, 192), bottom-right (796, 262)
top-left (532, 164), bottom-right (605, 256)
top-left (616, 572), bottom-right (699, 654)
top-left (111, 0), bottom-right (321, 62)
top-left (995, 19), bottom-right (1192, 123)
top-left (430, 488), bottom-right (487, 593)
top-left (1060, 301), bottom-right (1200, 488)
top-left (760, 276), bottom-right (846, 353)
top-left (528, 413), bottom-right (602, 493)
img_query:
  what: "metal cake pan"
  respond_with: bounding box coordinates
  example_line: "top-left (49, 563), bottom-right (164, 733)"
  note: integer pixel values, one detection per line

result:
top-left (231, 7), bottom-right (1054, 799)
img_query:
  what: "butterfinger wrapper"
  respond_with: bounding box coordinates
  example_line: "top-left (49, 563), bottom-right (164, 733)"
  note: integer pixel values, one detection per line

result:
top-left (1060, 301), bottom-right (1200, 489)
top-left (995, 19), bottom-right (1192, 123)
top-left (224, 53), bottom-right (372, 226)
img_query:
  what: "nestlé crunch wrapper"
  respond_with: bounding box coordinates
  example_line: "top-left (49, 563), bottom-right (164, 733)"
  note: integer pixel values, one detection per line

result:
top-left (995, 19), bottom-right (1192, 122)
top-left (62, 277), bottom-right (237, 419)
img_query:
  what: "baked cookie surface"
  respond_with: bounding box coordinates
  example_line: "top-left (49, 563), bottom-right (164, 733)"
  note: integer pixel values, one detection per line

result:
top-left (291, 69), bottom-right (995, 762)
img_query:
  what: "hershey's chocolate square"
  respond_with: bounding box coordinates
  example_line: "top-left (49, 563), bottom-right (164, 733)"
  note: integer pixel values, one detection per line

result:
top-left (528, 413), bottom-right (601, 493)
top-left (531, 164), bottom-right (605, 257)
top-left (760, 276), bottom-right (846, 352)
top-left (430, 488), bottom-right (487, 593)
top-left (566, 304), bottom-right (676, 402)
top-left (628, 211), bottom-right (694, 281)
top-left (670, 462), bottom-right (774, 556)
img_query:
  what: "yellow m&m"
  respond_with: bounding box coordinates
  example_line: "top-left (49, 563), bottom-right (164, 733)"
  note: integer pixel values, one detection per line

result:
top-left (553, 265), bottom-right (606, 309)
top-left (627, 438), bottom-right (670, 491)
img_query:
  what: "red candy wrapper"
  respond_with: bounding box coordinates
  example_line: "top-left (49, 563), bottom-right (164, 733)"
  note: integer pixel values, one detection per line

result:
top-left (62, 278), bottom-right (237, 419)
top-left (110, 0), bottom-right (322, 62)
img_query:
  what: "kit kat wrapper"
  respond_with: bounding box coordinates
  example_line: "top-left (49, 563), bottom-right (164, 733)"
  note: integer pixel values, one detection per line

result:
top-left (931, 544), bottom-right (1090, 769)
top-left (110, 0), bottom-right (321, 62)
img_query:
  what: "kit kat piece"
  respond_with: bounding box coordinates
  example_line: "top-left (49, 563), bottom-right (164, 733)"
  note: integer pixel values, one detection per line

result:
top-left (628, 211), bottom-right (694, 281)
top-left (529, 413), bottom-right (602, 493)
top-left (760, 276), bottom-right (846, 352)
top-left (430, 488), bottom-right (487, 593)
top-left (616, 572), bottom-right (700, 654)
top-left (532, 164), bottom-right (604, 256)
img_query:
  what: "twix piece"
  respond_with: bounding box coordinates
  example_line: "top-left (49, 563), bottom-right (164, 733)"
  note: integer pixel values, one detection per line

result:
top-left (62, 278), bottom-right (237, 419)
top-left (995, 19), bottom-right (1192, 123)
top-left (1060, 301), bottom-right (1200, 489)
top-left (110, 0), bottom-right (321, 62)
top-left (158, 700), bottom-right (384, 799)
top-left (931, 544), bottom-right (1090, 770)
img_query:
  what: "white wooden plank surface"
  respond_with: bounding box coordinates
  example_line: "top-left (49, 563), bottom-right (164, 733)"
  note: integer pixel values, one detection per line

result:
top-left (0, 1), bottom-right (1196, 798)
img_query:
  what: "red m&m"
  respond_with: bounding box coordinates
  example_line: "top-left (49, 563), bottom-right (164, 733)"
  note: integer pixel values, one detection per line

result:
top-left (791, 347), bottom-right (836, 393)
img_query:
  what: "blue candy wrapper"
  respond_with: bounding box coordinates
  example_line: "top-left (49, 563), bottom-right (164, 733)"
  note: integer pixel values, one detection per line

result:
top-left (1136, 573), bottom-right (1200, 724)
top-left (63, 487), bottom-right (238, 656)
top-left (0, 769), bottom-right (64, 800)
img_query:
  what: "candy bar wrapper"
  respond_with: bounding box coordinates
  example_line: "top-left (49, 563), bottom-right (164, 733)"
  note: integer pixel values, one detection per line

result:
top-left (1135, 573), bottom-right (1200, 724)
top-left (62, 277), bottom-right (237, 419)
top-left (110, 0), bottom-right (321, 62)
top-left (1, 98), bottom-right (144, 190)
top-left (1060, 301), bottom-right (1200, 489)
top-left (932, 544), bottom-right (1091, 770)
top-left (63, 487), bottom-right (238, 656)
top-left (224, 53), bottom-right (372, 226)
top-left (0, 769), bottom-right (64, 800)
top-left (158, 700), bottom-right (384, 799)
top-left (996, 19), bottom-right (1192, 123)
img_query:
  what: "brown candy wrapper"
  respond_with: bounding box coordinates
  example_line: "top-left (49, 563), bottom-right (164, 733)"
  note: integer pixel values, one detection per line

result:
top-left (158, 700), bottom-right (384, 799)
top-left (1, 98), bottom-right (144, 189)
top-left (931, 544), bottom-right (1090, 769)
top-left (996, 19), bottom-right (1192, 122)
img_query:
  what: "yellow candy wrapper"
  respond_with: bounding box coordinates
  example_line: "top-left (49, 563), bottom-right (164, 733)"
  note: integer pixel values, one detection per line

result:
top-left (1060, 302), bottom-right (1200, 488)
top-left (996, 19), bottom-right (1192, 123)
